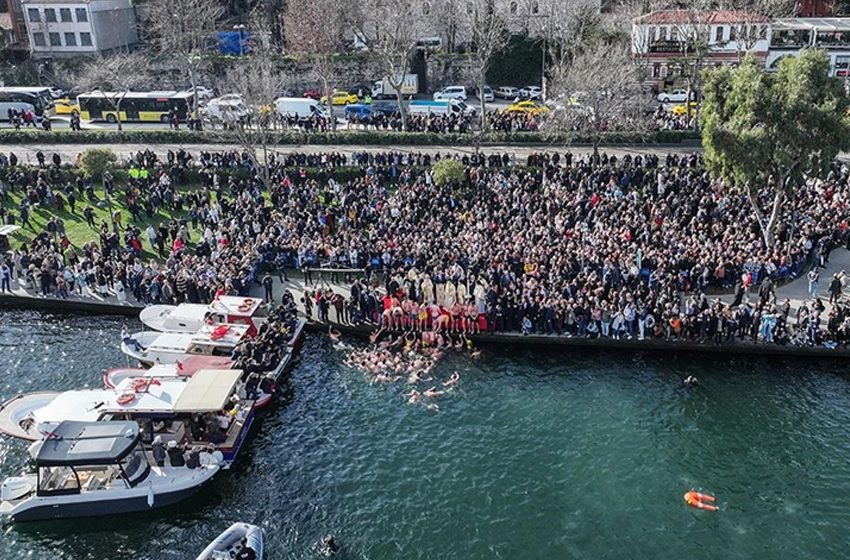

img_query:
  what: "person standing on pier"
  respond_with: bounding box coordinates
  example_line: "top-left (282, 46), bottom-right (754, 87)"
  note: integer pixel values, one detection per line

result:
top-left (262, 273), bottom-right (274, 302)
top-left (0, 261), bottom-right (10, 293)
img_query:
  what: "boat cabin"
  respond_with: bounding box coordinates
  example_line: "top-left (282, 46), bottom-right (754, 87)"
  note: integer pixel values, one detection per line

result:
top-left (35, 421), bottom-right (149, 498)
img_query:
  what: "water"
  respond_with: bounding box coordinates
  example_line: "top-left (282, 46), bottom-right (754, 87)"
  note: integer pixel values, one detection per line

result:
top-left (0, 310), bottom-right (848, 560)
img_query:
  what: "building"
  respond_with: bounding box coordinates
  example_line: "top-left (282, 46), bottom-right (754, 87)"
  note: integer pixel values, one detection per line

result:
top-left (21, 0), bottom-right (137, 58)
top-left (632, 10), bottom-right (772, 86)
top-left (768, 18), bottom-right (850, 76)
top-left (6, 0), bottom-right (30, 48)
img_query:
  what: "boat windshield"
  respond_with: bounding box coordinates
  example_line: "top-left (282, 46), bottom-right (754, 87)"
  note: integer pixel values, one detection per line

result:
top-left (118, 444), bottom-right (149, 487)
top-left (37, 465), bottom-right (80, 495)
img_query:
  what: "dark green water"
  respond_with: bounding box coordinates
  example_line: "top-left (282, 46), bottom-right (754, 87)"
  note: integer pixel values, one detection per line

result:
top-left (0, 310), bottom-right (849, 560)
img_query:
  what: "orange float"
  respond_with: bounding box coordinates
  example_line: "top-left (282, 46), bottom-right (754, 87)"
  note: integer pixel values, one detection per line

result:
top-left (116, 393), bottom-right (136, 405)
top-left (684, 491), bottom-right (717, 511)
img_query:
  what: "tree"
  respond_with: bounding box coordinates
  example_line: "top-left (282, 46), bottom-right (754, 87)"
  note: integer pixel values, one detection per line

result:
top-left (74, 53), bottom-right (151, 132)
top-left (701, 50), bottom-right (850, 248)
top-left (545, 42), bottom-right (650, 161)
top-left (145, 0), bottom-right (225, 125)
top-left (80, 148), bottom-right (117, 181)
top-left (283, 0), bottom-right (345, 131)
top-left (462, 0), bottom-right (510, 129)
top-left (358, 0), bottom-right (425, 131)
top-left (217, 16), bottom-right (288, 188)
top-left (433, 158), bottom-right (465, 185)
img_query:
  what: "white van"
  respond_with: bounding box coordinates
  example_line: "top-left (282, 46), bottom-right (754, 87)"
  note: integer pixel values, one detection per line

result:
top-left (433, 86), bottom-right (467, 101)
top-left (274, 97), bottom-right (328, 118)
top-left (204, 95), bottom-right (250, 123)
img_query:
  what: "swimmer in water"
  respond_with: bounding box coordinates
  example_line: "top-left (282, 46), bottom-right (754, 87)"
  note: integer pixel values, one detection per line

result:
top-left (369, 326), bottom-right (386, 345)
top-left (320, 535), bottom-right (341, 556)
top-left (424, 386), bottom-right (446, 398)
top-left (409, 371), bottom-right (433, 384)
top-left (443, 372), bottom-right (460, 387)
top-left (329, 326), bottom-right (341, 340)
top-left (683, 375), bottom-right (699, 388)
top-left (406, 389), bottom-right (421, 404)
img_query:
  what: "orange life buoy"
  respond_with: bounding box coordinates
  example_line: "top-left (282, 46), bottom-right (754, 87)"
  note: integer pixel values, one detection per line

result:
top-left (117, 393), bottom-right (136, 405)
top-left (237, 304), bottom-right (251, 312)
top-left (131, 379), bottom-right (147, 392)
top-left (684, 492), bottom-right (717, 511)
top-left (243, 298), bottom-right (255, 305)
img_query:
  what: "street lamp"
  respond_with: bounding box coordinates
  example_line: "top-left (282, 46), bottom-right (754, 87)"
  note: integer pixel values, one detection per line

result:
top-left (233, 24), bottom-right (246, 56)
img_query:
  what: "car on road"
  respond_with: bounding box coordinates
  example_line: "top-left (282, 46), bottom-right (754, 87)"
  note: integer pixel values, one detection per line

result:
top-left (672, 101), bottom-right (698, 116)
top-left (303, 89), bottom-right (322, 100)
top-left (494, 86), bottom-right (519, 99)
top-left (657, 89), bottom-right (695, 103)
top-left (433, 86), bottom-right (467, 101)
top-left (506, 100), bottom-right (550, 115)
top-left (48, 87), bottom-right (65, 99)
top-left (371, 103), bottom-right (399, 116)
top-left (476, 85), bottom-right (494, 102)
top-left (54, 98), bottom-right (79, 116)
top-left (344, 104), bottom-right (374, 120)
top-left (519, 86), bottom-right (542, 100)
top-left (321, 91), bottom-right (359, 105)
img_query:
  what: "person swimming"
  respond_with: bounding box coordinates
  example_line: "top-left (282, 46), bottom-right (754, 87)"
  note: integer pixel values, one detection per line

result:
top-left (320, 535), bottom-right (341, 556)
top-left (683, 375), bottom-right (699, 388)
top-left (406, 389), bottom-right (421, 404)
top-left (424, 386), bottom-right (446, 398)
top-left (443, 372), bottom-right (460, 387)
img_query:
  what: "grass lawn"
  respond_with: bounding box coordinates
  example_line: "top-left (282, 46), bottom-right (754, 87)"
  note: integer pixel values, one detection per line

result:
top-left (5, 186), bottom-right (195, 262)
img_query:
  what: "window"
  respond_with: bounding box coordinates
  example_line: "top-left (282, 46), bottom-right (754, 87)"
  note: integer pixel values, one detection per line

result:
top-left (49, 32), bottom-right (60, 46)
top-left (44, 8), bottom-right (56, 22)
top-left (64, 32), bottom-right (76, 46)
top-left (75, 7), bottom-right (87, 22)
top-left (60, 8), bottom-right (72, 22)
top-left (510, 1), bottom-right (517, 14)
top-left (729, 26), bottom-right (736, 41)
top-left (33, 33), bottom-right (45, 46)
top-left (714, 26), bottom-right (723, 43)
top-left (27, 8), bottom-right (40, 22)
top-left (80, 32), bottom-right (92, 46)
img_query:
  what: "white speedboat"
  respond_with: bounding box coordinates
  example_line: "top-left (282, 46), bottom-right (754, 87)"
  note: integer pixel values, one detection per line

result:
top-left (121, 323), bottom-right (251, 367)
top-left (196, 522), bottom-right (264, 560)
top-left (0, 420), bottom-right (221, 522)
top-left (140, 297), bottom-right (268, 335)
top-left (103, 356), bottom-right (234, 389)
top-left (0, 370), bottom-right (258, 466)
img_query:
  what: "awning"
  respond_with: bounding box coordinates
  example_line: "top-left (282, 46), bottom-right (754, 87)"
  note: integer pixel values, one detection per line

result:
top-left (172, 369), bottom-right (242, 413)
top-left (36, 421), bottom-right (139, 466)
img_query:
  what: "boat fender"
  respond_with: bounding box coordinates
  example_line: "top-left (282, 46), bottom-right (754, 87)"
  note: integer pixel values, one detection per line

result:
top-left (147, 483), bottom-right (155, 507)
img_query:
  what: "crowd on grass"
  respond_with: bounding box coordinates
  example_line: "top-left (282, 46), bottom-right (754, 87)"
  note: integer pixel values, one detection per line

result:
top-left (2, 147), bottom-right (850, 348)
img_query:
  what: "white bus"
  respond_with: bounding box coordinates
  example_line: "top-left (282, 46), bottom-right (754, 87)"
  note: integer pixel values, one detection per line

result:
top-left (0, 87), bottom-right (56, 119)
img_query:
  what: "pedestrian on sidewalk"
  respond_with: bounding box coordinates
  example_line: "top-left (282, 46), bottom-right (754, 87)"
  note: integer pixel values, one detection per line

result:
top-left (0, 262), bottom-right (10, 293)
top-left (828, 272), bottom-right (844, 304)
top-left (262, 273), bottom-right (274, 302)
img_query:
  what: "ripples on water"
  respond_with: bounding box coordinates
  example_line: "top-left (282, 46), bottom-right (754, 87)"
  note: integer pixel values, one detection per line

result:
top-left (0, 311), bottom-right (848, 560)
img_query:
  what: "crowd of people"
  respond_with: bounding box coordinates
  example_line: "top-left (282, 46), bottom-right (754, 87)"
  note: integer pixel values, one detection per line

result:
top-left (2, 146), bottom-right (849, 350)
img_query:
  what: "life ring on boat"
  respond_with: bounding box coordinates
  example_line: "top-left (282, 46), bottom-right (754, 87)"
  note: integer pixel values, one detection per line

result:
top-left (117, 393), bottom-right (136, 405)
top-left (684, 491), bottom-right (717, 511)
top-left (132, 378), bottom-right (161, 393)
top-left (237, 304), bottom-right (251, 312)
top-left (210, 324), bottom-right (231, 340)
top-left (243, 298), bottom-right (255, 305)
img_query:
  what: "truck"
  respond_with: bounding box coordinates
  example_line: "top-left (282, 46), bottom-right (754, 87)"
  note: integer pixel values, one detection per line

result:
top-left (371, 75), bottom-right (419, 100)
top-left (407, 99), bottom-right (475, 117)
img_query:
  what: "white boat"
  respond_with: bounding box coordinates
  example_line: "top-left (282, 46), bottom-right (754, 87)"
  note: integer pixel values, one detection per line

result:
top-left (0, 370), bottom-right (258, 466)
top-left (0, 420), bottom-right (221, 522)
top-left (140, 297), bottom-right (268, 335)
top-left (121, 323), bottom-right (251, 367)
top-left (196, 522), bottom-right (264, 560)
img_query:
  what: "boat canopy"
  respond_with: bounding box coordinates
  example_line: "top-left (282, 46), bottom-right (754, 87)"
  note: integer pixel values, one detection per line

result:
top-left (36, 421), bottom-right (139, 467)
top-left (173, 369), bottom-right (243, 413)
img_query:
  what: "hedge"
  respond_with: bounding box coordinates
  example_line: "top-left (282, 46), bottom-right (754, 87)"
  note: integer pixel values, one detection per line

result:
top-left (0, 129), bottom-right (701, 146)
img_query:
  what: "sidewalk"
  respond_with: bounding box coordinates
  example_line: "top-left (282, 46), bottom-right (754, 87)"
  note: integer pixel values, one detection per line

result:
top-left (0, 278), bottom-right (143, 316)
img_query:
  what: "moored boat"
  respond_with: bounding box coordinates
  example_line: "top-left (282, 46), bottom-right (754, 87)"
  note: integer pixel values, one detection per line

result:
top-left (140, 297), bottom-right (267, 336)
top-left (121, 324), bottom-right (251, 367)
top-left (195, 522), bottom-right (264, 560)
top-left (0, 420), bottom-right (221, 522)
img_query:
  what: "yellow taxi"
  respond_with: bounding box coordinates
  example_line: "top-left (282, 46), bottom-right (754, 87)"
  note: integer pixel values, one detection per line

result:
top-left (506, 100), bottom-right (550, 115)
top-left (672, 101), bottom-right (698, 116)
top-left (54, 98), bottom-right (80, 116)
top-left (320, 91), bottom-right (359, 105)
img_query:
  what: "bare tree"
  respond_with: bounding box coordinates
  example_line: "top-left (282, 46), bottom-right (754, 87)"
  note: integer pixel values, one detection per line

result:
top-left (462, 0), bottom-right (511, 129)
top-left (545, 42), bottom-right (650, 160)
top-left (536, 0), bottom-right (605, 71)
top-left (216, 22), bottom-right (287, 187)
top-left (728, 0), bottom-right (797, 61)
top-left (74, 53), bottom-right (151, 132)
top-left (283, 0), bottom-right (345, 131)
top-left (145, 0), bottom-right (225, 125)
top-left (359, 0), bottom-right (425, 131)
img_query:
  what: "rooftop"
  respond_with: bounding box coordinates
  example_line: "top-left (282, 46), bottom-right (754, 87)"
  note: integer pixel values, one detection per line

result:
top-left (635, 10), bottom-right (771, 25)
top-left (36, 421), bottom-right (139, 467)
top-left (772, 17), bottom-right (850, 31)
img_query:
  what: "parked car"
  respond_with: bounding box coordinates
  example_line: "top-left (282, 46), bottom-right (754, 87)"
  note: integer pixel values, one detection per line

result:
top-left (519, 86), bottom-right (542, 100)
top-left (371, 103), bottom-right (400, 116)
top-left (344, 104), bottom-right (374, 120)
top-left (477, 85), bottom-right (494, 102)
top-left (433, 86), bottom-right (467, 101)
top-left (656, 89), bottom-right (694, 103)
top-left (54, 98), bottom-right (79, 116)
top-left (303, 89), bottom-right (322, 100)
top-left (506, 100), bottom-right (550, 115)
top-left (321, 91), bottom-right (359, 105)
top-left (672, 101), bottom-right (698, 116)
top-left (494, 86), bottom-right (519, 99)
